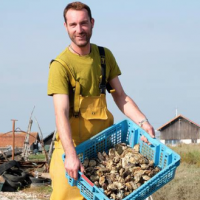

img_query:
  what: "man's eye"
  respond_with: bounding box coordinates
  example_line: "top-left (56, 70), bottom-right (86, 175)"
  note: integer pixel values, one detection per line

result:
top-left (81, 22), bottom-right (88, 25)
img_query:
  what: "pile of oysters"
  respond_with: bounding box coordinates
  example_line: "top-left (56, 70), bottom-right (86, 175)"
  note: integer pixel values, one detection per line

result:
top-left (83, 143), bottom-right (160, 200)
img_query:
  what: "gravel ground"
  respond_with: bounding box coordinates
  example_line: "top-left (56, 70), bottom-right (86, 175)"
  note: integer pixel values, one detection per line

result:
top-left (0, 191), bottom-right (50, 200)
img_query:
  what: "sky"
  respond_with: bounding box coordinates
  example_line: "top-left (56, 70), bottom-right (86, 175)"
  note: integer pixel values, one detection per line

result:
top-left (0, 0), bottom-right (200, 137)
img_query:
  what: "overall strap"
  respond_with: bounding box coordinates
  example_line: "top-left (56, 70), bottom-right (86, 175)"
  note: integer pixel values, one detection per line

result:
top-left (51, 58), bottom-right (80, 117)
top-left (98, 46), bottom-right (106, 94)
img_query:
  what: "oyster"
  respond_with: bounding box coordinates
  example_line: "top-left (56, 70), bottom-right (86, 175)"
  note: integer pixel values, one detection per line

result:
top-left (133, 144), bottom-right (140, 152)
top-left (97, 152), bottom-right (105, 161)
top-left (83, 143), bottom-right (161, 200)
top-left (83, 157), bottom-right (89, 168)
top-left (89, 159), bottom-right (97, 167)
top-left (90, 175), bottom-right (99, 182)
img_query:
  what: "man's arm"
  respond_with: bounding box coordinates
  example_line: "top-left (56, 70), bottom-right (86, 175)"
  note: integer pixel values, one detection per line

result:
top-left (53, 94), bottom-right (84, 179)
top-left (109, 77), bottom-right (155, 142)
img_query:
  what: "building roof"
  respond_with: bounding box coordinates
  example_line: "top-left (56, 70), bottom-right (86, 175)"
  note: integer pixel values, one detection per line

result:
top-left (0, 131), bottom-right (39, 148)
top-left (157, 114), bottom-right (200, 131)
top-left (43, 132), bottom-right (54, 143)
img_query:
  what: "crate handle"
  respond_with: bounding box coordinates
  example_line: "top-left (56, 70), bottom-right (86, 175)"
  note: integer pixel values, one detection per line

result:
top-left (81, 174), bottom-right (94, 187)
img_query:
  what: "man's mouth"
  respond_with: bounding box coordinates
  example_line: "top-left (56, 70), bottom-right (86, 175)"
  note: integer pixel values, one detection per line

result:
top-left (76, 34), bottom-right (86, 40)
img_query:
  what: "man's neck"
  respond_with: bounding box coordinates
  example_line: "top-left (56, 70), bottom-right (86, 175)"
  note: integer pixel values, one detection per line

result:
top-left (69, 43), bottom-right (91, 56)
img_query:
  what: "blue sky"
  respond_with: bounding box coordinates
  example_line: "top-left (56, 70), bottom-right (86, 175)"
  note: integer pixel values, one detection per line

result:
top-left (0, 0), bottom-right (200, 136)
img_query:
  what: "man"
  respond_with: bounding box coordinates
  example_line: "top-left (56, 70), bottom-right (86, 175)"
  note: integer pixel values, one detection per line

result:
top-left (48, 2), bottom-right (155, 200)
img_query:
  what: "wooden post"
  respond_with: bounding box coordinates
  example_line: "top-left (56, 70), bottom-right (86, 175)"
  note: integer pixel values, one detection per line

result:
top-left (48, 129), bottom-right (57, 165)
top-left (34, 116), bottom-right (49, 165)
top-left (22, 106), bottom-right (35, 161)
top-left (11, 119), bottom-right (18, 160)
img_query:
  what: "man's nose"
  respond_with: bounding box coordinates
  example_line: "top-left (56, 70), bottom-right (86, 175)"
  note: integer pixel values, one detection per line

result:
top-left (76, 24), bottom-right (83, 33)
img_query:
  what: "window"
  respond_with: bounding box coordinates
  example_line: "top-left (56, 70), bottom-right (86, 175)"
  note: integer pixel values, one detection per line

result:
top-left (191, 139), bottom-right (197, 143)
top-left (165, 139), bottom-right (180, 145)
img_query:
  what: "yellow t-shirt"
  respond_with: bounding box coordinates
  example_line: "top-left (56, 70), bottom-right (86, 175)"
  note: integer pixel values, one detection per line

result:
top-left (47, 44), bottom-right (121, 110)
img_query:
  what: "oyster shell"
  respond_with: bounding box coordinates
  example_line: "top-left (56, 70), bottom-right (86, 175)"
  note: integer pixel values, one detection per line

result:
top-left (89, 159), bottom-right (97, 167)
top-left (83, 143), bottom-right (161, 200)
top-left (83, 157), bottom-right (89, 168)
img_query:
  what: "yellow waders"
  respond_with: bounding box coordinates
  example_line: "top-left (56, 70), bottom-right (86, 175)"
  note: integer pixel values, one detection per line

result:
top-left (50, 56), bottom-right (114, 200)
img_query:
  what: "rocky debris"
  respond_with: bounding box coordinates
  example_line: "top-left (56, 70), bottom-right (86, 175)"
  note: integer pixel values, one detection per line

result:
top-left (0, 191), bottom-right (37, 200)
top-left (0, 191), bottom-right (51, 200)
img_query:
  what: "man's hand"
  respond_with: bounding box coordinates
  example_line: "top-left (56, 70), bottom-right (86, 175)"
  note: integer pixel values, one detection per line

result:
top-left (64, 153), bottom-right (85, 180)
top-left (140, 122), bottom-right (155, 145)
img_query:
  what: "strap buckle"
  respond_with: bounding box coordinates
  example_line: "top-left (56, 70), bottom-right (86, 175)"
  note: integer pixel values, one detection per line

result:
top-left (100, 56), bottom-right (106, 65)
top-left (99, 84), bottom-right (106, 94)
top-left (73, 112), bottom-right (79, 118)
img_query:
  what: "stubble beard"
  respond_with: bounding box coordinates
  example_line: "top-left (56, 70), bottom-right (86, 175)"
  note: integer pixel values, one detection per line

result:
top-left (69, 28), bottom-right (93, 48)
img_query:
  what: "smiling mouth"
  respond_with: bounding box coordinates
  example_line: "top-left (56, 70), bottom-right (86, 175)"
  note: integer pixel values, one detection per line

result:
top-left (77, 33), bottom-right (86, 38)
top-left (77, 36), bottom-right (86, 41)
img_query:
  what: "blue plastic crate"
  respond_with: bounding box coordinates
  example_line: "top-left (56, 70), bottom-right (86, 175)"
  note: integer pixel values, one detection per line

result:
top-left (62, 119), bottom-right (180, 200)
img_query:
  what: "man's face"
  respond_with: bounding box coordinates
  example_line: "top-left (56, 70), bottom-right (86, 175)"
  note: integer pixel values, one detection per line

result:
top-left (65, 9), bottom-right (94, 47)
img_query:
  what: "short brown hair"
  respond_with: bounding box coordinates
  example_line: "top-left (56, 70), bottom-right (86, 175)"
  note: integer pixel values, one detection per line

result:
top-left (63, 2), bottom-right (92, 23)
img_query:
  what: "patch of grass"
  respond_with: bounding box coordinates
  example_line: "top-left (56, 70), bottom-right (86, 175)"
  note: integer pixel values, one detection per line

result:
top-left (23, 185), bottom-right (52, 194)
top-left (152, 163), bottom-right (200, 200)
top-left (152, 144), bottom-right (200, 200)
top-left (170, 144), bottom-right (200, 166)
top-left (28, 154), bottom-right (46, 161)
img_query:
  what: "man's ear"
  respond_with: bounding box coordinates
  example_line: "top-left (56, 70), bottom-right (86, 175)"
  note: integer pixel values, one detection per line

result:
top-left (91, 18), bottom-right (95, 28)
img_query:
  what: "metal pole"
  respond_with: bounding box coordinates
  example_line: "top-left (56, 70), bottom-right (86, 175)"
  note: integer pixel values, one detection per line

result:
top-left (11, 119), bottom-right (18, 160)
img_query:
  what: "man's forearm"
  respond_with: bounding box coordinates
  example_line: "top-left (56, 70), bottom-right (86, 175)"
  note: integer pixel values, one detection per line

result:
top-left (113, 93), bottom-right (147, 125)
top-left (55, 112), bottom-right (76, 155)
top-left (55, 111), bottom-right (84, 179)
top-left (110, 77), bottom-right (155, 139)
